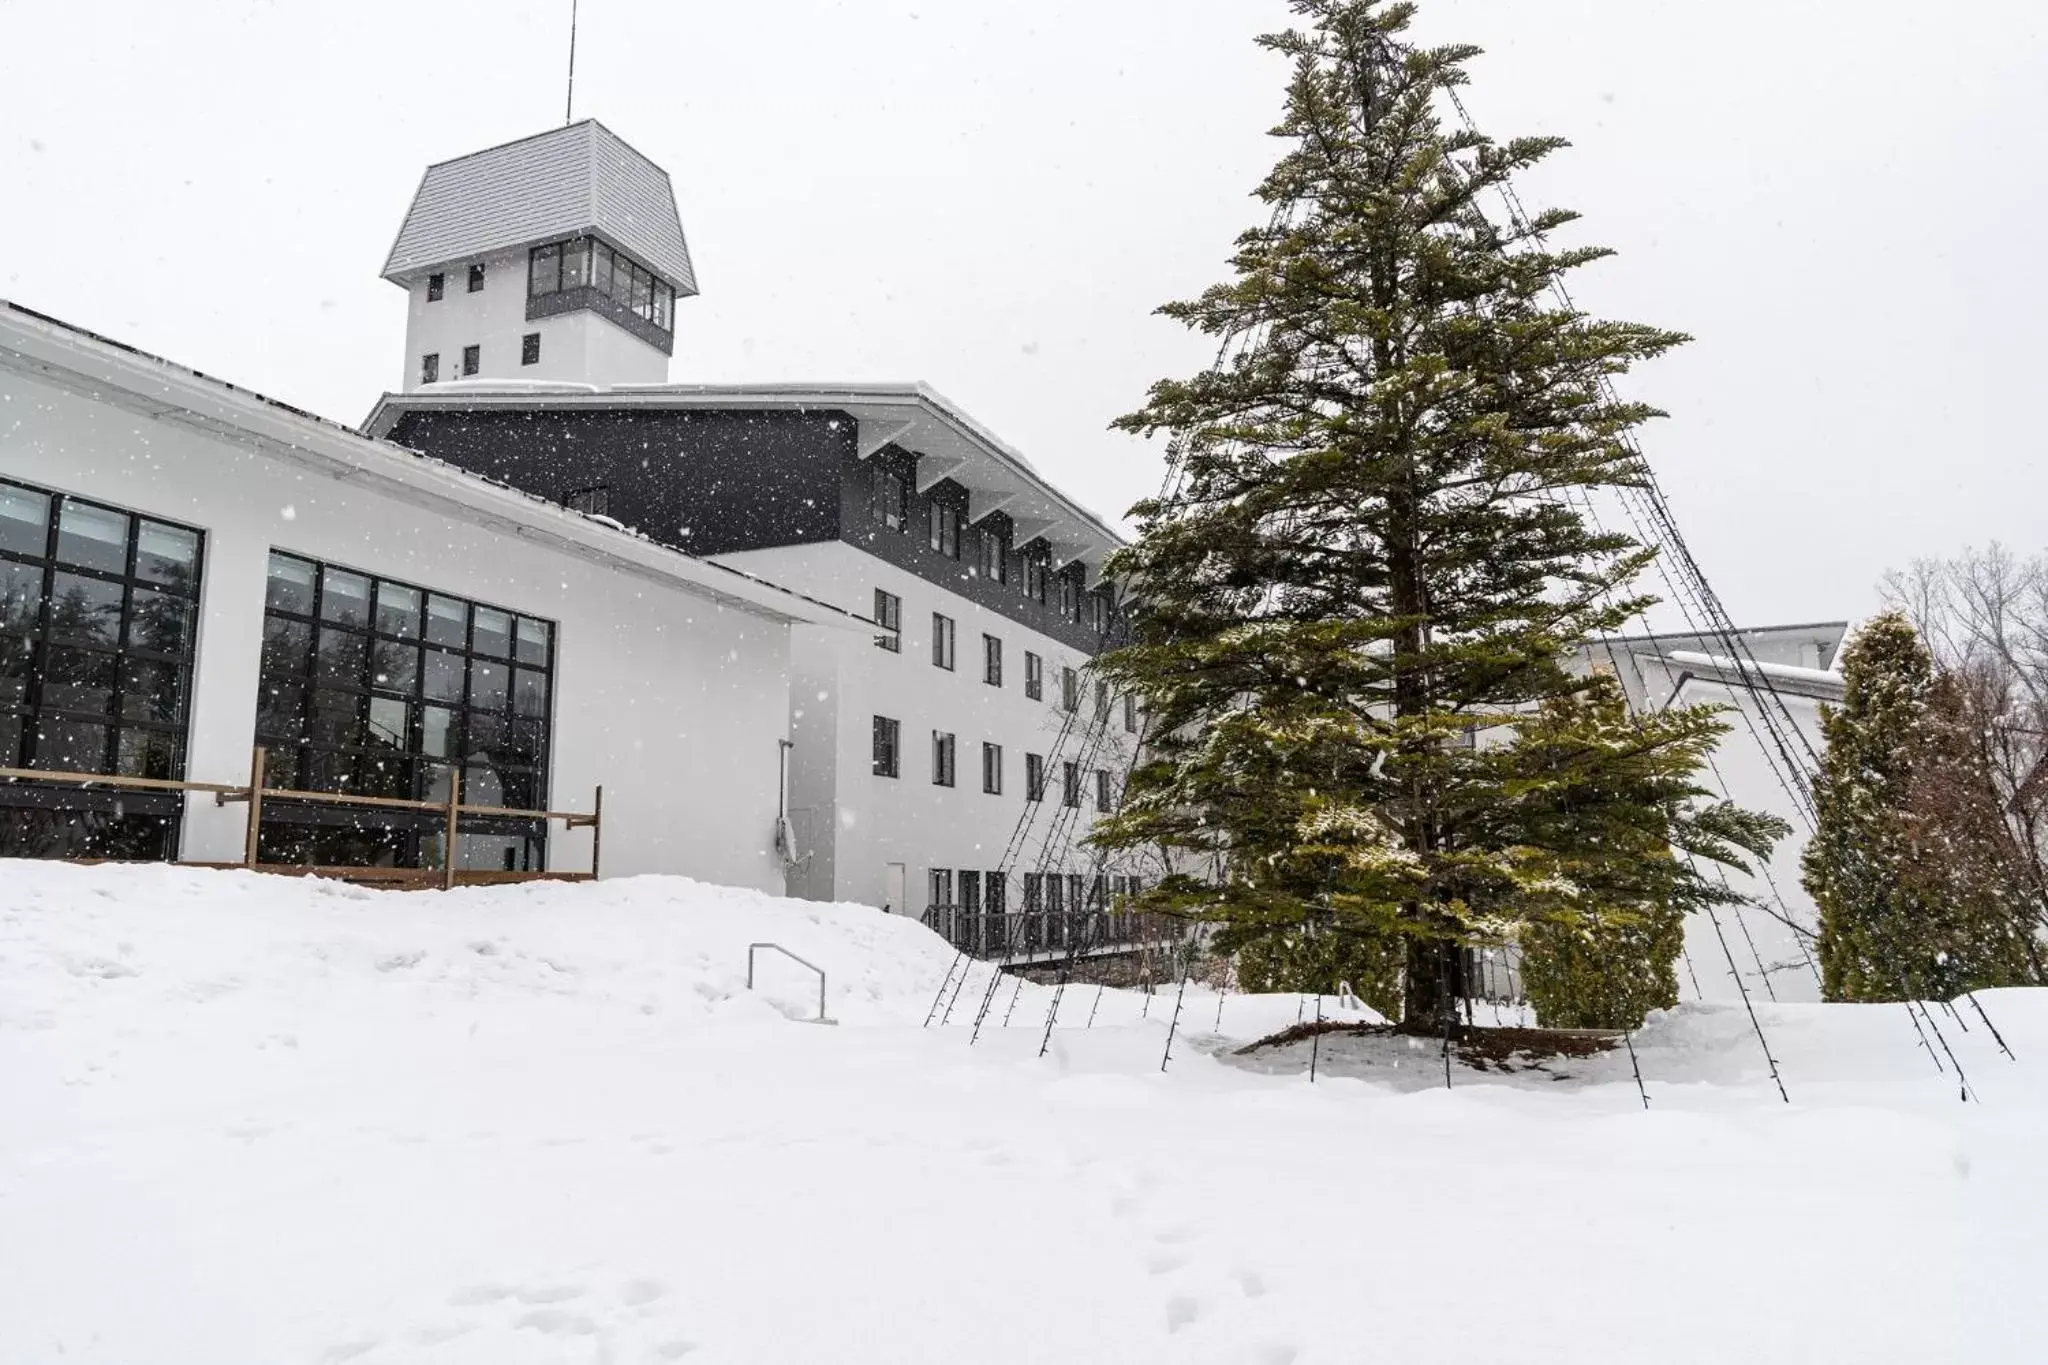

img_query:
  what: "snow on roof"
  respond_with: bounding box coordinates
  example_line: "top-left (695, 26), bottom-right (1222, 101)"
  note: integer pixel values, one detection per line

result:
top-left (381, 120), bottom-right (698, 295)
top-left (0, 299), bottom-right (862, 632)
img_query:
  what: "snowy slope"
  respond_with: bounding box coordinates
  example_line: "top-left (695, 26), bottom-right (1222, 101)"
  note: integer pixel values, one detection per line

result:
top-left (1, 863), bottom-right (2040, 1364)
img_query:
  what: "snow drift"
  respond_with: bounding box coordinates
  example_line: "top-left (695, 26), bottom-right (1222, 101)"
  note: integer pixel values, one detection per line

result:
top-left (1, 862), bottom-right (2040, 1363)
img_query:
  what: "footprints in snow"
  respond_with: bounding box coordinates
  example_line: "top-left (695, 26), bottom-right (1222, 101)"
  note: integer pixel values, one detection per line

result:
top-left (328, 1277), bottom-right (695, 1361)
top-left (1112, 1191), bottom-right (1293, 1360)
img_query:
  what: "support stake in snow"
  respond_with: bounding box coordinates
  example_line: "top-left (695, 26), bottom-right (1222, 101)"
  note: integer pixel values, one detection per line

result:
top-left (1967, 991), bottom-right (2016, 1060)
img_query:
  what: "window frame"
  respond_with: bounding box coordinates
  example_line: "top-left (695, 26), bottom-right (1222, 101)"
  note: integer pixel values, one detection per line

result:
top-left (1024, 651), bottom-right (1042, 701)
top-left (982, 633), bottom-right (1002, 687)
top-left (426, 272), bottom-right (445, 302)
top-left (872, 715), bottom-right (900, 777)
top-left (1025, 752), bottom-right (1045, 802)
top-left (873, 588), bottom-right (902, 652)
top-left (932, 612), bottom-right (955, 671)
top-left (1062, 760), bottom-right (1080, 809)
top-left (521, 332), bottom-right (541, 366)
top-left (982, 741), bottom-right (1002, 795)
top-left (932, 729), bottom-right (956, 787)
top-left (461, 344), bottom-right (480, 377)
top-left (467, 263), bottom-right (486, 293)
top-left (1095, 768), bottom-right (1112, 813)
top-left (0, 476), bottom-right (205, 804)
top-left (253, 550), bottom-right (556, 863)
top-left (420, 353), bottom-right (439, 385)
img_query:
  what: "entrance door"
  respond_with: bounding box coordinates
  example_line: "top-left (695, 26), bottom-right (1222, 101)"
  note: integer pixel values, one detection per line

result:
top-left (884, 862), bottom-right (906, 915)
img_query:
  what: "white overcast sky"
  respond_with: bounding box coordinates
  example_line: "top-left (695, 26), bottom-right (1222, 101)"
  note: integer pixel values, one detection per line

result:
top-left (4, 0), bottom-right (2043, 628)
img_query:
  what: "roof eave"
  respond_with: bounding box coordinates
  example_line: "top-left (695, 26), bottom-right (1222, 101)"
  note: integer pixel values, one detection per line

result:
top-left (0, 300), bottom-right (867, 634)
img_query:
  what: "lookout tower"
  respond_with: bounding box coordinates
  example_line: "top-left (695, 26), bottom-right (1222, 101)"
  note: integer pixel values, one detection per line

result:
top-left (381, 120), bottom-right (697, 390)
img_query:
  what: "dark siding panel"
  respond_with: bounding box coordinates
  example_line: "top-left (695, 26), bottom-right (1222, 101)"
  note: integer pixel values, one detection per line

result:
top-left (840, 443), bottom-right (1115, 656)
top-left (387, 408), bottom-right (846, 556)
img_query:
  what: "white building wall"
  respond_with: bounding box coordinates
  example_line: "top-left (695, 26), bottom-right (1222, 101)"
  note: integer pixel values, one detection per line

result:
top-left (716, 540), bottom-right (1144, 915)
top-left (0, 370), bottom-right (788, 891)
top-left (399, 248), bottom-right (668, 391)
top-left (1667, 677), bottom-right (1829, 1005)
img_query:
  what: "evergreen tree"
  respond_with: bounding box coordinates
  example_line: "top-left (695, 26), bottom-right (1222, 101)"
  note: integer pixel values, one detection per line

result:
top-left (1803, 614), bottom-right (2040, 1000)
top-left (1090, 0), bottom-right (1784, 1028)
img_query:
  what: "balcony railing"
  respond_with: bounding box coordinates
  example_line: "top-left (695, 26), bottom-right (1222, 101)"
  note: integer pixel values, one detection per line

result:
top-left (921, 904), bottom-right (1185, 962)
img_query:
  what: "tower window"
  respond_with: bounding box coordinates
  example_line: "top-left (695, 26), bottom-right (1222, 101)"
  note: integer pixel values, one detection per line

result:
top-left (419, 353), bottom-right (439, 385)
top-left (461, 345), bottom-right (480, 377)
top-left (426, 272), bottom-right (444, 302)
top-left (521, 332), bottom-right (541, 366)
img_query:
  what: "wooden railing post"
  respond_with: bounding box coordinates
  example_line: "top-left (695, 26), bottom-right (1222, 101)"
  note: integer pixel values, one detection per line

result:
top-left (244, 746), bottom-right (266, 868)
top-left (443, 767), bottom-right (462, 891)
top-left (590, 783), bottom-right (604, 880)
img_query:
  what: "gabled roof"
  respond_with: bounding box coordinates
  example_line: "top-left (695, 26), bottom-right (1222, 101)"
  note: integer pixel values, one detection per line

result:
top-left (0, 300), bottom-right (862, 632)
top-left (381, 120), bottom-right (698, 295)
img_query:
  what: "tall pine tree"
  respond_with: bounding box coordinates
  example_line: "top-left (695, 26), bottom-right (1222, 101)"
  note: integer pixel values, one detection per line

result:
top-left (1089, 0), bottom-right (1784, 1027)
top-left (1803, 613), bottom-right (2040, 1000)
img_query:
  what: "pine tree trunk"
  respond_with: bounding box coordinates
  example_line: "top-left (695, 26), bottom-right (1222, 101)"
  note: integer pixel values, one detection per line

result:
top-left (1403, 935), bottom-right (1466, 1031)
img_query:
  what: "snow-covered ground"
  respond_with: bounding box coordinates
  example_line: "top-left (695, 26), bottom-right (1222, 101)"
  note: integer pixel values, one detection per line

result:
top-left (2, 863), bottom-right (2039, 1363)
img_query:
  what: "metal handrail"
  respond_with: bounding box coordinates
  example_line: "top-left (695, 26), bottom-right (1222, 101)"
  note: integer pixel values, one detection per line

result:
top-left (746, 942), bottom-right (830, 1023)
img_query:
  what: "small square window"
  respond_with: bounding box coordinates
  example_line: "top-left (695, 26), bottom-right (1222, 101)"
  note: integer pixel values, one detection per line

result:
top-left (420, 353), bottom-right (439, 385)
top-left (462, 344), bottom-right (480, 377)
top-left (426, 272), bottom-right (445, 302)
top-left (467, 263), bottom-right (486, 293)
top-left (521, 332), bottom-right (541, 366)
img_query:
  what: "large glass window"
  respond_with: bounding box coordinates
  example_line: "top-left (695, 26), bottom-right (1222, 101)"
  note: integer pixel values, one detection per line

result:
top-left (529, 237), bottom-right (675, 333)
top-left (0, 477), bottom-right (202, 859)
top-left (255, 551), bottom-right (555, 870)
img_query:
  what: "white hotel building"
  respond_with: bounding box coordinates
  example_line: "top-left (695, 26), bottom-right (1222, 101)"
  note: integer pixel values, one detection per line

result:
top-left (0, 119), bottom-right (1145, 932)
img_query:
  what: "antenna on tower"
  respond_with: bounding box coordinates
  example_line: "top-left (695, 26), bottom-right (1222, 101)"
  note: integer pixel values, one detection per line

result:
top-left (564, 0), bottom-right (580, 124)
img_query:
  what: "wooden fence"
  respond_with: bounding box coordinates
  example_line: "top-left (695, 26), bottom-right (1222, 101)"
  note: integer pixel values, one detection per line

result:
top-left (0, 745), bottom-right (602, 889)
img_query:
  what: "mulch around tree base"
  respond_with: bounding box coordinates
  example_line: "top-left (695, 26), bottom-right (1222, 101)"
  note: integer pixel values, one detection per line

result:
top-left (1236, 1020), bottom-right (1622, 1071)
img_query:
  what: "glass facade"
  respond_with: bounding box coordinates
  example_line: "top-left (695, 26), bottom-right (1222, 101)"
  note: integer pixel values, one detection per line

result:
top-left (0, 477), bottom-right (203, 858)
top-left (255, 552), bottom-right (554, 870)
top-left (528, 236), bottom-right (676, 334)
